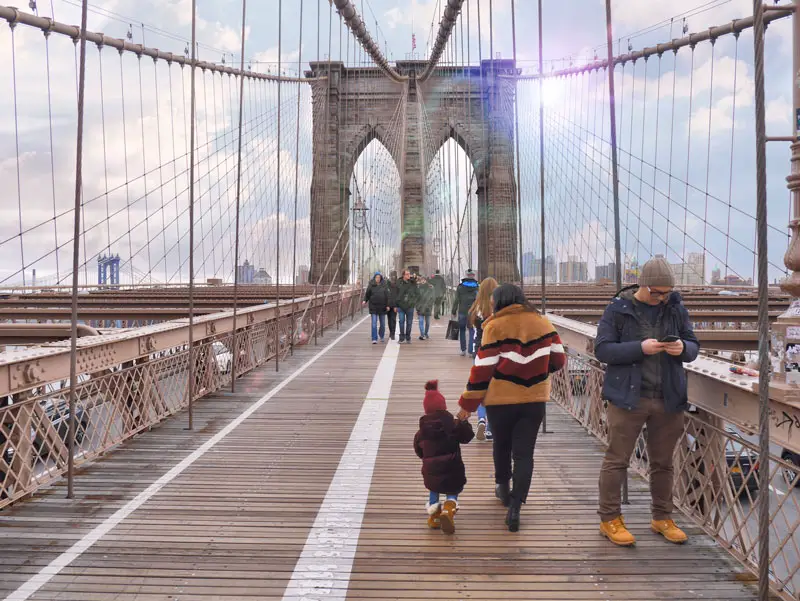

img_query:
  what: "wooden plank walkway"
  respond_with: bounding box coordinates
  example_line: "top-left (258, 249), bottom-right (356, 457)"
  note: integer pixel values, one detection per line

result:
top-left (0, 316), bottom-right (765, 600)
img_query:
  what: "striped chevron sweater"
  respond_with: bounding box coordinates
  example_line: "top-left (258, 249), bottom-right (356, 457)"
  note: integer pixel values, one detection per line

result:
top-left (458, 304), bottom-right (566, 412)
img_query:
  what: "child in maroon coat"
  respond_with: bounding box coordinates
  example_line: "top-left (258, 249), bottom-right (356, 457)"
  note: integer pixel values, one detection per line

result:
top-left (413, 380), bottom-right (474, 534)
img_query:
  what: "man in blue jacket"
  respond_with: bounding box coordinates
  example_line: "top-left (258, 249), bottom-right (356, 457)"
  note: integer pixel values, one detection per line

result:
top-left (593, 257), bottom-right (699, 548)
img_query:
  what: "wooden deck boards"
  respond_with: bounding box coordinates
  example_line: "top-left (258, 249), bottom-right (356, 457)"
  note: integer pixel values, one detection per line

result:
top-left (350, 320), bottom-right (764, 601)
top-left (0, 317), bottom-right (766, 600)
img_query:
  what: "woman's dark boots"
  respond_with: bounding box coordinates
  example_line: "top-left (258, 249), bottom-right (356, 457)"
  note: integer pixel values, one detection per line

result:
top-left (495, 481), bottom-right (510, 507)
top-left (506, 501), bottom-right (521, 532)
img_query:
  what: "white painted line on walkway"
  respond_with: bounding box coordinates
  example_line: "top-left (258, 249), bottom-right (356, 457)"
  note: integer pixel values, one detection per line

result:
top-left (281, 337), bottom-right (400, 601)
top-left (4, 315), bottom-right (370, 601)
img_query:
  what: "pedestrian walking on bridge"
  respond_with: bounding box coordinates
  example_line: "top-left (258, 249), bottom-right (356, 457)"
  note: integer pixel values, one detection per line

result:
top-left (468, 276), bottom-right (499, 440)
top-left (363, 272), bottom-right (389, 344)
top-left (451, 269), bottom-right (479, 356)
top-left (430, 269), bottom-right (447, 319)
top-left (396, 269), bottom-right (418, 344)
top-left (387, 270), bottom-right (399, 340)
top-left (457, 284), bottom-right (566, 532)
top-left (416, 277), bottom-right (435, 340)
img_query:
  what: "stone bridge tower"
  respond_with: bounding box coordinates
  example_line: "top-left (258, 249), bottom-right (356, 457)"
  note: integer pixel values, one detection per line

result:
top-left (307, 59), bottom-right (520, 284)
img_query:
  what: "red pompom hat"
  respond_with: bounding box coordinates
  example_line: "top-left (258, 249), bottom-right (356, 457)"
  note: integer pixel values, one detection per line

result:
top-left (423, 380), bottom-right (447, 414)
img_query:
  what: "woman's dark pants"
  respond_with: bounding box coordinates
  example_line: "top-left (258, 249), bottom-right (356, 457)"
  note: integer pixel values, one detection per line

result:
top-left (486, 402), bottom-right (546, 504)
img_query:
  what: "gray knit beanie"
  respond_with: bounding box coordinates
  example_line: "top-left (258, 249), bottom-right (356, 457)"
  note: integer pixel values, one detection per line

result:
top-left (639, 257), bottom-right (675, 288)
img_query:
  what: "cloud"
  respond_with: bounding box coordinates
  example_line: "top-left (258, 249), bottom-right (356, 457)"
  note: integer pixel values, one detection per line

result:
top-left (0, 3), bottom-right (316, 287)
top-left (766, 96), bottom-right (793, 130)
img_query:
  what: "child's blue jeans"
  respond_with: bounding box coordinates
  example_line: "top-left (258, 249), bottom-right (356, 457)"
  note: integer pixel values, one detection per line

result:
top-left (429, 491), bottom-right (458, 505)
top-left (477, 404), bottom-right (491, 433)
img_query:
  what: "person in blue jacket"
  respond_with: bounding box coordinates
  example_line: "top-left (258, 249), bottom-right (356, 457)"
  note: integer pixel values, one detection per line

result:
top-left (450, 269), bottom-right (480, 356)
top-left (593, 257), bottom-right (699, 548)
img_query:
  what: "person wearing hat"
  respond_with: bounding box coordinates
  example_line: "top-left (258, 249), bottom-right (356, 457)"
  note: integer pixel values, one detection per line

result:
top-left (593, 256), bottom-right (699, 547)
top-left (414, 380), bottom-right (474, 534)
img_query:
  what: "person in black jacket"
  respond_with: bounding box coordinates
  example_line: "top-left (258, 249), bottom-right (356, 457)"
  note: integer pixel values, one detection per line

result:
top-left (395, 269), bottom-right (418, 343)
top-left (414, 380), bottom-right (474, 533)
top-left (363, 272), bottom-right (390, 344)
top-left (386, 270), bottom-right (399, 340)
top-left (430, 270), bottom-right (447, 319)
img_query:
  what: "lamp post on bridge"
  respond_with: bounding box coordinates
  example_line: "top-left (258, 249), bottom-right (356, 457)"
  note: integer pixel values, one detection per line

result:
top-left (353, 196), bottom-right (369, 291)
top-left (772, 6), bottom-right (800, 396)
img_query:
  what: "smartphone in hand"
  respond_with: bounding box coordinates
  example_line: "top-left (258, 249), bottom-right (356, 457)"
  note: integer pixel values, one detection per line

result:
top-left (660, 335), bottom-right (680, 343)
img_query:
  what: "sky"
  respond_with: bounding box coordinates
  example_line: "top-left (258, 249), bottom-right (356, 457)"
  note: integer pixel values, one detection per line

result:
top-left (0, 0), bottom-right (795, 285)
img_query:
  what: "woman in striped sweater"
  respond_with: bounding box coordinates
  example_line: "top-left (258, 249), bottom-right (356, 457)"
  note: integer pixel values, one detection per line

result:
top-left (458, 284), bottom-right (567, 532)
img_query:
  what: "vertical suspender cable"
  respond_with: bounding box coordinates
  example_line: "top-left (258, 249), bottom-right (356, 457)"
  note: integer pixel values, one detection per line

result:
top-left (751, 0), bottom-right (771, 598)
top-left (11, 25), bottom-right (25, 286)
top-left (537, 0), bottom-right (546, 312)
top-left (45, 31), bottom-right (61, 282)
top-left (604, 0), bottom-right (623, 293)
top-left (275, 0), bottom-right (282, 371)
top-left (291, 0), bottom-right (305, 354)
top-left (511, 0), bottom-right (523, 286)
top-left (605, 0), bottom-right (626, 501)
top-left (187, 0), bottom-right (198, 430)
top-left (453, 30), bottom-right (462, 277)
top-left (67, 0), bottom-right (90, 499)
top-left (476, 0), bottom-right (487, 278)
top-left (137, 56), bottom-right (153, 282)
top-left (231, 0), bottom-right (247, 393)
top-left (488, 0), bottom-right (494, 278)
top-left (466, 0), bottom-right (473, 271)
top-left (536, 0), bottom-right (547, 434)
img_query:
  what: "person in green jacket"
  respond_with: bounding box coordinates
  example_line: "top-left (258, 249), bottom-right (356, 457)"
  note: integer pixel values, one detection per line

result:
top-left (430, 269), bottom-right (447, 319)
top-left (395, 269), bottom-right (418, 344)
top-left (416, 277), bottom-right (435, 340)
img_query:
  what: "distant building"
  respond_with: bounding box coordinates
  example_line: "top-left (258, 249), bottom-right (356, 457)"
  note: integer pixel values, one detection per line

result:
top-left (296, 265), bottom-right (310, 285)
top-left (595, 262), bottom-right (617, 282)
top-left (711, 265), bottom-right (722, 285)
top-left (254, 268), bottom-right (272, 285)
top-left (559, 257), bottom-right (588, 283)
top-left (522, 253), bottom-right (557, 284)
top-left (722, 274), bottom-right (753, 286)
top-left (237, 260), bottom-right (255, 284)
top-left (670, 252), bottom-right (705, 286)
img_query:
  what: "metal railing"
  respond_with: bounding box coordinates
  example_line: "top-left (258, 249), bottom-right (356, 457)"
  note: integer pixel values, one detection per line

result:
top-left (0, 288), bottom-right (362, 508)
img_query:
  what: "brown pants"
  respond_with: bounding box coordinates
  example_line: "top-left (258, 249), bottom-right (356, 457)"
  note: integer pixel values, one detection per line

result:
top-left (598, 397), bottom-right (685, 522)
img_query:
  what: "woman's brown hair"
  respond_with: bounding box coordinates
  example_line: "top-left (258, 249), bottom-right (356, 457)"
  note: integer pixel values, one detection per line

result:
top-left (468, 277), bottom-right (499, 327)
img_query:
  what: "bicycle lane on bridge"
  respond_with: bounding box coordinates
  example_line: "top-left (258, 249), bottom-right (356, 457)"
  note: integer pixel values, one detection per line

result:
top-left (0, 316), bottom-right (395, 600)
